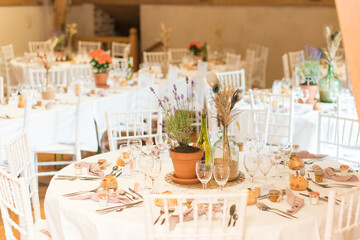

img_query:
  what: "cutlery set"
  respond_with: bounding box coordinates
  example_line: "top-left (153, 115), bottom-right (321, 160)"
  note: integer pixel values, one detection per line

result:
top-left (256, 202), bottom-right (297, 219)
top-left (55, 175), bottom-right (101, 181)
top-left (228, 204), bottom-right (238, 227)
top-left (306, 174), bottom-right (355, 188)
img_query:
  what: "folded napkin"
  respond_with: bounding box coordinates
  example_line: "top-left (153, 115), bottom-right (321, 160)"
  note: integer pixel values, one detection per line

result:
top-left (79, 162), bottom-right (104, 178)
top-left (285, 188), bottom-right (304, 214)
top-left (70, 191), bottom-right (132, 204)
top-left (312, 165), bottom-right (359, 182)
top-left (297, 150), bottom-right (327, 159)
top-left (169, 207), bottom-right (207, 231)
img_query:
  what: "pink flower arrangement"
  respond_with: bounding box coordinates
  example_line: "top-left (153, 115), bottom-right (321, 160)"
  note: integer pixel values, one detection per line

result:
top-left (187, 42), bottom-right (203, 56)
top-left (89, 49), bottom-right (112, 73)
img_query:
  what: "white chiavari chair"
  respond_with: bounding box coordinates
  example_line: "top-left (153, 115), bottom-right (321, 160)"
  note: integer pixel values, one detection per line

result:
top-left (34, 85), bottom-right (83, 176)
top-left (248, 108), bottom-right (270, 143)
top-left (112, 57), bottom-right (132, 71)
top-left (254, 46), bottom-right (269, 89)
top-left (69, 64), bottom-right (93, 86)
top-left (28, 41), bottom-right (50, 53)
top-left (143, 51), bottom-right (170, 65)
top-left (111, 42), bottom-right (131, 59)
top-left (249, 90), bottom-right (294, 145)
top-left (78, 41), bottom-right (101, 55)
top-left (1, 44), bottom-right (14, 97)
top-left (144, 191), bottom-right (248, 240)
top-left (169, 48), bottom-right (189, 64)
top-left (337, 93), bottom-right (357, 118)
top-left (28, 67), bottom-right (68, 88)
top-left (225, 53), bottom-right (241, 70)
top-left (0, 76), bottom-right (3, 102)
top-left (317, 113), bottom-right (360, 167)
top-left (0, 170), bottom-right (51, 240)
top-left (245, 49), bottom-right (255, 90)
top-left (105, 109), bottom-right (162, 151)
top-left (282, 53), bottom-right (291, 79)
top-left (288, 50), bottom-right (304, 80)
top-left (324, 186), bottom-right (360, 240)
top-left (215, 70), bottom-right (246, 91)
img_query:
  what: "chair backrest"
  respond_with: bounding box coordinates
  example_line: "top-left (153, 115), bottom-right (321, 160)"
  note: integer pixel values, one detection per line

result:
top-left (144, 191), bottom-right (248, 240)
top-left (249, 90), bottom-right (294, 145)
top-left (337, 93), bottom-right (357, 118)
top-left (105, 109), bottom-right (162, 151)
top-left (112, 57), bottom-right (132, 70)
top-left (169, 48), bottom-right (189, 64)
top-left (143, 51), bottom-right (170, 64)
top-left (225, 53), bottom-right (241, 69)
top-left (4, 131), bottom-right (41, 223)
top-left (1, 44), bottom-right (14, 97)
top-left (0, 170), bottom-right (36, 240)
top-left (324, 186), bottom-right (360, 240)
top-left (282, 53), bottom-right (291, 79)
top-left (28, 67), bottom-right (68, 88)
top-left (28, 41), bottom-right (49, 53)
top-left (245, 49), bottom-right (255, 90)
top-left (78, 41), bottom-right (101, 55)
top-left (215, 70), bottom-right (246, 91)
top-left (288, 50), bottom-right (304, 80)
top-left (317, 112), bottom-right (360, 165)
top-left (69, 64), bottom-right (93, 84)
top-left (248, 108), bottom-right (270, 142)
top-left (111, 42), bottom-right (131, 58)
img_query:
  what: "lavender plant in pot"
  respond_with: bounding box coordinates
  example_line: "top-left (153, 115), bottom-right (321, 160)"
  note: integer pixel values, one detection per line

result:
top-left (150, 77), bottom-right (203, 184)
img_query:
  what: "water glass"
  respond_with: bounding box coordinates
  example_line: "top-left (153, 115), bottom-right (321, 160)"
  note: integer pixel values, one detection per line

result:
top-left (127, 139), bottom-right (142, 173)
top-left (195, 161), bottom-right (212, 190)
top-left (258, 153), bottom-right (273, 183)
top-left (119, 145), bottom-right (131, 176)
top-left (300, 88), bottom-right (310, 104)
top-left (244, 152), bottom-right (259, 183)
top-left (146, 157), bottom-right (162, 193)
top-left (213, 164), bottom-right (230, 191)
top-left (155, 133), bottom-right (168, 160)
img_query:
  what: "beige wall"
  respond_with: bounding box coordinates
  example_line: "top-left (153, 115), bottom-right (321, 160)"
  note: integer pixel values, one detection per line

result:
top-left (140, 5), bottom-right (339, 87)
top-left (0, 6), bottom-right (50, 56)
top-left (66, 4), bottom-right (95, 36)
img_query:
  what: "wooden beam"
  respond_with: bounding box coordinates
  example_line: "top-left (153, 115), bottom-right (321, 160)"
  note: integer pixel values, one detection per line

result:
top-left (335, 0), bottom-right (360, 121)
top-left (53, 0), bottom-right (68, 30)
top-left (72, 0), bottom-right (335, 7)
top-left (0, 0), bottom-right (42, 6)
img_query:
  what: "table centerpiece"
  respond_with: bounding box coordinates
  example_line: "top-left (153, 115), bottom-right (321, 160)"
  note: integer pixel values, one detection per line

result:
top-left (318, 27), bottom-right (342, 103)
top-left (37, 49), bottom-right (56, 100)
top-left (158, 23), bottom-right (172, 77)
top-left (89, 49), bottom-right (112, 88)
top-left (150, 78), bottom-right (203, 184)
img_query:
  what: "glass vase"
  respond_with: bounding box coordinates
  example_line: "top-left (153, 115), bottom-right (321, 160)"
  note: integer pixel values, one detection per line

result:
top-left (318, 63), bottom-right (342, 103)
top-left (41, 71), bottom-right (56, 100)
top-left (212, 126), bottom-right (239, 181)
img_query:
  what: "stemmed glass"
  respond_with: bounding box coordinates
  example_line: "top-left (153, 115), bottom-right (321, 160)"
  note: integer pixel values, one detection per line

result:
top-left (270, 147), bottom-right (282, 180)
top-left (137, 152), bottom-right (150, 188)
top-left (119, 145), bottom-right (131, 176)
top-left (278, 142), bottom-right (291, 177)
top-left (127, 139), bottom-right (142, 174)
top-left (146, 156), bottom-right (162, 193)
top-left (253, 135), bottom-right (266, 153)
top-left (213, 164), bottom-right (230, 191)
top-left (195, 161), bottom-right (213, 190)
top-left (329, 88), bottom-right (338, 113)
top-left (155, 133), bottom-right (168, 161)
top-left (258, 153), bottom-right (273, 183)
top-left (244, 153), bottom-right (259, 183)
top-left (300, 89), bottom-right (309, 104)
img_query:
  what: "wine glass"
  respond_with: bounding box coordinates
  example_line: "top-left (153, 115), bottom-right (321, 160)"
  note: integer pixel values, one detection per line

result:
top-left (146, 157), bottom-right (162, 193)
top-left (278, 142), bottom-right (291, 177)
top-left (213, 164), bottom-right (230, 191)
top-left (137, 152), bottom-right (150, 188)
top-left (258, 153), bottom-right (273, 183)
top-left (243, 152), bottom-right (258, 183)
top-left (270, 147), bottom-right (282, 180)
top-left (127, 138), bottom-right (142, 174)
top-left (300, 88), bottom-right (309, 104)
top-left (253, 134), bottom-right (266, 153)
top-left (195, 161), bottom-right (212, 190)
top-left (119, 145), bottom-right (131, 176)
top-left (155, 133), bottom-right (168, 160)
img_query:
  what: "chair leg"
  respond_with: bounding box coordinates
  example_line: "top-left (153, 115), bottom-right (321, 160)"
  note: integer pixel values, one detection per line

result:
top-left (34, 152), bottom-right (39, 187)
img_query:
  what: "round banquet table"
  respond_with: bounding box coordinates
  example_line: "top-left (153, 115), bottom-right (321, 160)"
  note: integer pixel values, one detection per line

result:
top-left (44, 151), bottom-right (360, 240)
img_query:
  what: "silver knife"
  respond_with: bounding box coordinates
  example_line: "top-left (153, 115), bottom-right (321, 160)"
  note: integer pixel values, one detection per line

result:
top-left (128, 187), bottom-right (143, 199)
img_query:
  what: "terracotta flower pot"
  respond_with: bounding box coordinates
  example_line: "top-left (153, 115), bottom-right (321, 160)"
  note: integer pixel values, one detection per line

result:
top-left (94, 73), bottom-right (109, 88)
top-left (169, 148), bottom-right (204, 180)
top-left (300, 84), bottom-right (318, 104)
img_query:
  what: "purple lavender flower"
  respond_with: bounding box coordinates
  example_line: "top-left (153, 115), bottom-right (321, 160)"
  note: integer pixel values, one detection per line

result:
top-left (185, 76), bottom-right (189, 84)
top-left (173, 106), bottom-right (176, 111)
top-left (164, 96), bottom-right (169, 102)
top-left (158, 100), bottom-right (163, 108)
top-left (181, 94), bottom-right (184, 100)
top-left (149, 87), bottom-right (155, 93)
top-left (191, 80), bottom-right (195, 86)
top-left (173, 84), bottom-right (177, 91)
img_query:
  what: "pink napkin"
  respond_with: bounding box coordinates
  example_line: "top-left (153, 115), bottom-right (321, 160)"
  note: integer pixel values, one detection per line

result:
top-left (285, 188), bottom-right (304, 214)
top-left (70, 191), bottom-right (132, 204)
top-left (169, 207), bottom-right (207, 231)
top-left (79, 162), bottom-right (104, 178)
top-left (312, 164), bottom-right (359, 182)
top-left (297, 150), bottom-right (327, 159)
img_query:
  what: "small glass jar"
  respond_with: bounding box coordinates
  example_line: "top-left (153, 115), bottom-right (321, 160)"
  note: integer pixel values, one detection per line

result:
top-left (340, 165), bottom-right (349, 176)
top-left (98, 193), bottom-right (109, 207)
top-left (314, 171), bottom-right (324, 183)
top-left (290, 145), bottom-right (300, 158)
top-left (74, 163), bottom-right (83, 175)
top-left (309, 191), bottom-right (320, 205)
top-left (146, 141), bottom-right (154, 151)
top-left (269, 189), bottom-right (280, 203)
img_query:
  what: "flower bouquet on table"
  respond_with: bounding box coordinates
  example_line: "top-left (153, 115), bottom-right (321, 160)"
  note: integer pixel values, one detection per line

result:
top-left (158, 23), bottom-right (172, 77)
top-left (37, 50), bottom-right (56, 100)
top-left (89, 49), bottom-right (113, 88)
top-left (150, 77), bottom-right (203, 184)
top-left (297, 46), bottom-right (322, 103)
top-left (207, 79), bottom-right (243, 181)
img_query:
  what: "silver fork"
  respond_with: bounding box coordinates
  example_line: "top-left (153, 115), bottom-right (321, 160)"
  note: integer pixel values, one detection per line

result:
top-left (154, 207), bottom-right (165, 225)
top-left (161, 207), bottom-right (176, 225)
top-left (257, 202), bottom-right (297, 219)
top-left (256, 203), bottom-right (292, 219)
top-left (62, 186), bottom-right (101, 197)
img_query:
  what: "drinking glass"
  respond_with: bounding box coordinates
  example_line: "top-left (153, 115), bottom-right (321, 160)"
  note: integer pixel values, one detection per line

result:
top-left (292, 86), bottom-right (302, 103)
top-left (278, 142), bottom-right (291, 177)
top-left (244, 152), bottom-right (258, 183)
top-left (195, 161), bottom-right (212, 190)
top-left (258, 153), bottom-right (273, 183)
top-left (270, 147), bottom-right (282, 180)
top-left (253, 135), bottom-right (266, 153)
top-left (119, 145), bottom-right (131, 176)
top-left (146, 156), bottom-right (162, 193)
top-left (127, 138), bottom-right (142, 174)
top-left (300, 89), bottom-right (309, 104)
top-left (213, 164), bottom-right (230, 191)
top-left (329, 87), bottom-right (338, 113)
top-left (155, 133), bottom-right (168, 160)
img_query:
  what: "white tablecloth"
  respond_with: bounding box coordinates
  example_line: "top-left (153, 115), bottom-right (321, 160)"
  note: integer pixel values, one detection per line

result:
top-left (44, 152), bottom-right (360, 240)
